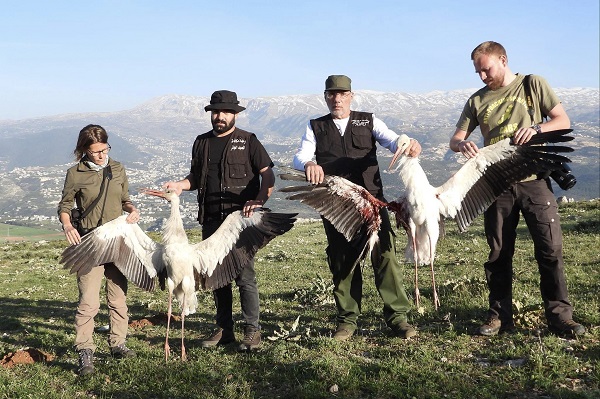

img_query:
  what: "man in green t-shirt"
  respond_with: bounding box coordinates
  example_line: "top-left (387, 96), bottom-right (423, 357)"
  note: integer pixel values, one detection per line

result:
top-left (449, 41), bottom-right (585, 337)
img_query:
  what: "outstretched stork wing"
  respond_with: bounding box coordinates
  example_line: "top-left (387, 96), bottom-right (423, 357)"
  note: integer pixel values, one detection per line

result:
top-left (193, 210), bottom-right (297, 290)
top-left (436, 129), bottom-right (574, 232)
top-left (60, 215), bottom-right (164, 291)
top-left (278, 166), bottom-right (386, 265)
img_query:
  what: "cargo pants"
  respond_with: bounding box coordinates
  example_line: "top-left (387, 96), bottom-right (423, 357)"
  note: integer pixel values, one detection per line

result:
top-left (322, 208), bottom-right (411, 329)
top-left (483, 179), bottom-right (573, 325)
top-left (74, 263), bottom-right (129, 351)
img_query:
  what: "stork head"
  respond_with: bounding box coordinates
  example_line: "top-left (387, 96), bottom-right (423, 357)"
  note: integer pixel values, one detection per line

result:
top-left (389, 134), bottom-right (412, 170)
top-left (140, 188), bottom-right (180, 202)
top-left (387, 197), bottom-right (412, 233)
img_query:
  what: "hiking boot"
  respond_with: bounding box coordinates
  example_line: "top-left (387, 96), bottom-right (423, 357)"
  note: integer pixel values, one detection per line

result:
top-left (238, 326), bottom-right (261, 351)
top-left (110, 344), bottom-right (136, 359)
top-left (479, 317), bottom-right (515, 336)
top-left (333, 325), bottom-right (355, 341)
top-left (548, 319), bottom-right (586, 337)
top-left (77, 349), bottom-right (94, 376)
top-left (390, 321), bottom-right (417, 339)
top-left (201, 328), bottom-right (235, 348)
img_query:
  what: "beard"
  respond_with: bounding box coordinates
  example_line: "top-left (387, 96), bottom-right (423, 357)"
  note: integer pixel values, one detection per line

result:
top-left (329, 103), bottom-right (350, 119)
top-left (486, 79), bottom-right (502, 90)
top-left (330, 108), bottom-right (345, 118)
top-left (212, 118), bottom-right (235, 134)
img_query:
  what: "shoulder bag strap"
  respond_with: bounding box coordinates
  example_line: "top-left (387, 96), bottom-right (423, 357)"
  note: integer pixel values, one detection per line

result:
top-left (95, 166), bottom-right (112, 227)
top-left (523, 74), bottom-right (548, 124)
top-left (523, 74), bottom-right (536, 125)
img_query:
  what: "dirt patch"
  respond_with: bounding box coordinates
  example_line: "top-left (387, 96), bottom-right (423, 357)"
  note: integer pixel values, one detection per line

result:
top-left (3, 236), bottom-right (26, 242)
top-left (1, 348), bottom-right (55, 368)
top-left (129, 313), bottom-right (180, 329)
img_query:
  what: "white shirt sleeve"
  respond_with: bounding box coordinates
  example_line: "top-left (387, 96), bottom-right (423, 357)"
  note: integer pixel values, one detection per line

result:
top-left (292, 121), bottom-right (317, 170)
top-left (372, 115), bottom-right (400, 153)
top-left (292, 114), bottom-right (401, 170)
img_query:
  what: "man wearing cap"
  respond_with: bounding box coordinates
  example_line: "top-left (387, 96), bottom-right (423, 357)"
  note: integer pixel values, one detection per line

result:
top-left (292, 75), bottom-right (421, 340)
top-left (164, 90), bottom-right (275, 351)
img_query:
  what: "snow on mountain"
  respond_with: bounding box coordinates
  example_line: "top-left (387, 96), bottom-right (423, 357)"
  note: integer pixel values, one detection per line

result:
top-left (0, 87), bottom-right (598, 226)
top-left (0, 86), bottom-right (597, 173)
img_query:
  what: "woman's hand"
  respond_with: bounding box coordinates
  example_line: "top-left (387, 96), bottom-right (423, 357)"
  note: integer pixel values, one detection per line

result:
top-left (63, 224), bottom-right (82, 245)
top-left (126, 208), bottom-right (140, 224)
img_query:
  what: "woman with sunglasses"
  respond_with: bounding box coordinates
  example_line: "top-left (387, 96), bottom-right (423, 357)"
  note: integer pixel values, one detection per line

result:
top-left (58, 124), bottom-right (140, 376)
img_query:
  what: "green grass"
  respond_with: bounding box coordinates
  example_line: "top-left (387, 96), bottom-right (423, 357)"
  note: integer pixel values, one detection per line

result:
top-left (0, 222), bottom-right (64, 243)
top-left (0, 201), bottom-right (598, 399)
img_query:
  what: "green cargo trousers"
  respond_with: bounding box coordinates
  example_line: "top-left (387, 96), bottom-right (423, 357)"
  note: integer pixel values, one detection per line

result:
top-left (322, 208), bottom-right (411, 328)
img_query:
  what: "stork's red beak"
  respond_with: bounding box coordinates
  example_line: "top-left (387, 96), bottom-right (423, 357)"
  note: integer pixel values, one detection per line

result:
top-left (389, 152), bottom-right (402, 170)
top-left (139, 188), bottom-right (167, 199)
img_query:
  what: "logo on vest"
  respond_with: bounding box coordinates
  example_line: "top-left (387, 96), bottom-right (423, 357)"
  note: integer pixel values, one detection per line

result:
top-left (230, 137), bottom-right (247, 151)
top-left (352, 119), bottom-right (370, 127)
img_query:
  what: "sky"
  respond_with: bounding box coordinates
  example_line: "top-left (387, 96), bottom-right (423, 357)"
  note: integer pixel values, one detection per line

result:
top-left (1, 0), bottom-right (598, 120)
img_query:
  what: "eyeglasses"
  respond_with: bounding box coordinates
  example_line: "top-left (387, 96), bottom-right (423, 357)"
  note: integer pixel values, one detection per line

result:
top-left (325, 91), bottom-right (352, 100)
top-left (87, 144), bottom-right (111, 157)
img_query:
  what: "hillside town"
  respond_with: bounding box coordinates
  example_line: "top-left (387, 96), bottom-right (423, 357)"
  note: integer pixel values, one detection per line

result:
top-left (0, 89), bottom-right (598, 233)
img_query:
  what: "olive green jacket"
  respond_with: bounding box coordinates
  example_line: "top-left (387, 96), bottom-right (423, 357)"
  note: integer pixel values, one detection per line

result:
top-left (57, 158), bottom-right (131, 230)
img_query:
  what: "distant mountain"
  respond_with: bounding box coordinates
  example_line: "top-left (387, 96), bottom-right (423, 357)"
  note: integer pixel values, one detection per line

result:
top-left (0, 88), bottom-right (598, 228)
top-left (1, 87), bottom-right (597, 168)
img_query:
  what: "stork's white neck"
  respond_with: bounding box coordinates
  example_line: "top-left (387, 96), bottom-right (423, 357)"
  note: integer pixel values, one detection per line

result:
top-left (394, 155), bottom-right (430, 190)
top-left (162, 197), bottom-right (187, 245)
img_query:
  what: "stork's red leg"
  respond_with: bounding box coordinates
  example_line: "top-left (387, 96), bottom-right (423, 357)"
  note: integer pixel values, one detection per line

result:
top-left (165, 291), bottom-right (173, 362)
top-left (429, 237), bottom-right (440, 310)
top-left (181, 293), bottom-right (187, 361)
top-left (412, 235), bottom-right (420, 309)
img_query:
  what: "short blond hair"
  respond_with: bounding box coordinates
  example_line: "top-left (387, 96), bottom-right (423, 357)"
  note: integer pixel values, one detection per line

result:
top-left (471, 41), bottom-right (507, 61)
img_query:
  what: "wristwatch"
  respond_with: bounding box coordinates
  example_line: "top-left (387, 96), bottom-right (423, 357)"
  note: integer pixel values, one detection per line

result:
top-left (531, 124), bottom-right (542, 134)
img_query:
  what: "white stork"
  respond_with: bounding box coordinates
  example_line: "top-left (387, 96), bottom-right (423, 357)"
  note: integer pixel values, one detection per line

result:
top-left (280, 129), bottom-right (574, 310)
top-left (60, 189), bottom-right (297, 361)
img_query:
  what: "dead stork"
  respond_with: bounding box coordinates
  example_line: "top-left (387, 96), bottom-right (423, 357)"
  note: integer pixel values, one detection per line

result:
top-left (280, 129), bottom-right (574, 310)
top-left (60, 188), bottom-right (297, 361)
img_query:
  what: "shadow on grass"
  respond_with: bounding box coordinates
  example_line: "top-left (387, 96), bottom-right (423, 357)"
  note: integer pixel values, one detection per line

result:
top-left (0, 296), bottom-right (217, 361)
top-left (0, 297), bottom-right (75, 349)
top-left (74, 357), bottom-right (323, 399)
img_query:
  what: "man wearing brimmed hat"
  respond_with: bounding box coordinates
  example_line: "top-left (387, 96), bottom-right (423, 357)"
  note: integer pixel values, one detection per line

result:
top-left (292, 75), bottom-right (422, 340)
top-left (164, 89), bottom-right (275, 351)
top-left (204, 89), bottom-right (247, 113)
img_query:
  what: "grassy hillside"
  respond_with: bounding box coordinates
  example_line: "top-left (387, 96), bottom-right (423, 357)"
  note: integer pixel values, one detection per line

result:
top-left (0, 201), bottom-right (598, 399)
top-left (0, 222), bottom-right (64, 243)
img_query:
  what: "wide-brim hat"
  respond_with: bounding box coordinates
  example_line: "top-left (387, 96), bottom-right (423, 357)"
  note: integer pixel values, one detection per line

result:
top-left (204, 90), bottom-right (246, 113)
top-left (325, 75), bottom-right (352, 91)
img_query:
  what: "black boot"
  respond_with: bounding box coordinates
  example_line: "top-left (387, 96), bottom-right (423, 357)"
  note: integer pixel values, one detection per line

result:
top-left (110, 344), bottom-right (137, 359)
top-left (77, 349), bottom-right (94, 376)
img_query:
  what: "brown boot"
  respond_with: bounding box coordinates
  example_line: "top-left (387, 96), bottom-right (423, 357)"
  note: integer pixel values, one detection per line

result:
top-left (548, 319), bottom-right (586, 337)
top-left (201, 328), bottom-right (235, 348)
top-left (333, 324), bottom-right (355, 341)
top-left (390, 321), bottom-right (417, 339)
top-left (237, 326), bottom-right (261, 352)
top-left (479, 317), bottom-right (515, 336)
